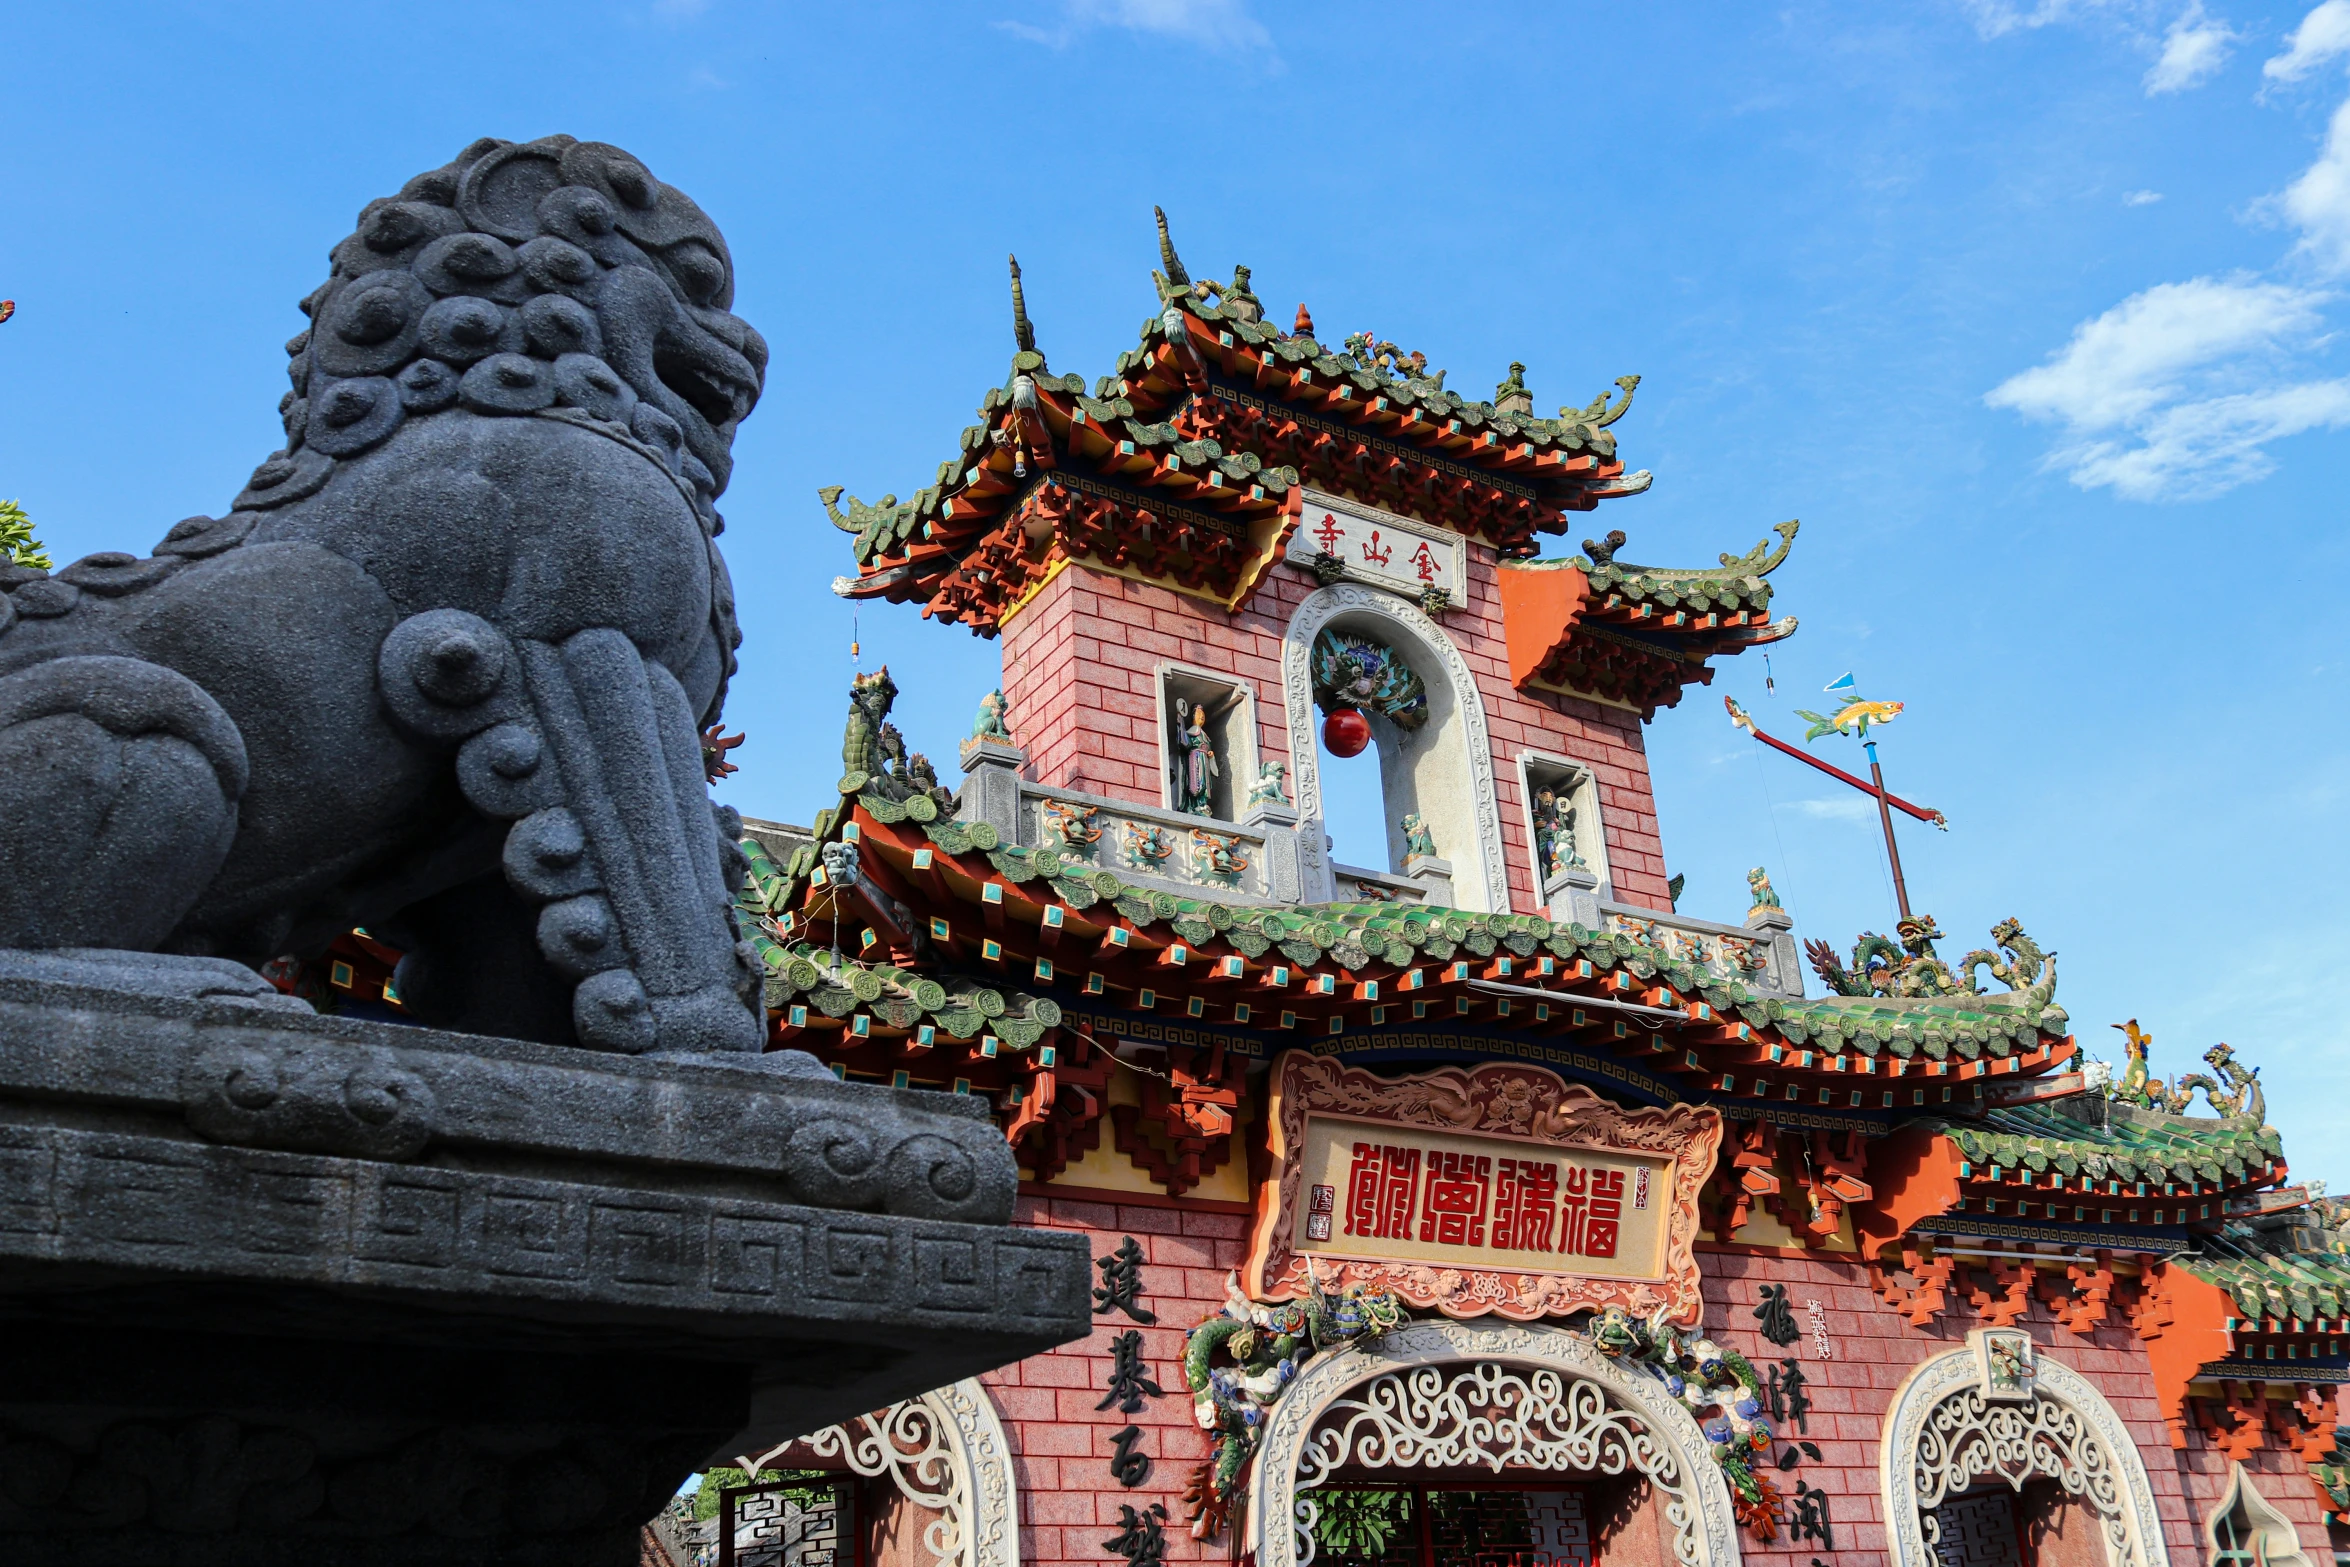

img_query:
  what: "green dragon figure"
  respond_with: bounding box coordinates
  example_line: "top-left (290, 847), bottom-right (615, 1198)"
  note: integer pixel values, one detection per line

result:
top-left (1589, 1305), bottom-right (1782, 1540)
top-left (1808, 915), bottom-right (2059, 1015)
top-left (840, 666), bottom-right (953, 813)
top-left (1961, 917), bottom-right (2049, 993)
top-left (1181, 1269), bottom-right (1406, 1530)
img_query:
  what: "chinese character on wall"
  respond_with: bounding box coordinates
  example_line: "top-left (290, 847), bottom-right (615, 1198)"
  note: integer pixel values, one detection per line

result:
top-left (1344, 1142), bottom-right (1420, 1241)
top-left (1419, 1151), bottom-right (1491, 1247)
top-left (1557, 1166), bottom-right (1623, 1259)
top-left (1491, 1158), bottom-right (1560, 1252)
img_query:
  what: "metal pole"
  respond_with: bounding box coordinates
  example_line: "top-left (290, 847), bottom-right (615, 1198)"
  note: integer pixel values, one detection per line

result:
top-left (1865, 740), bottom-right (1912, 919)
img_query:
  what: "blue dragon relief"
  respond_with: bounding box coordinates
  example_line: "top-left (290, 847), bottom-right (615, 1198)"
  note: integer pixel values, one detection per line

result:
top-left (1310, 629), bottom-right (1429, 731)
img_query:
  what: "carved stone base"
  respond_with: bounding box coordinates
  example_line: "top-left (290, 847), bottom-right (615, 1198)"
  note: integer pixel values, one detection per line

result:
top-left (0, 969), bottom-right (1090, 1565)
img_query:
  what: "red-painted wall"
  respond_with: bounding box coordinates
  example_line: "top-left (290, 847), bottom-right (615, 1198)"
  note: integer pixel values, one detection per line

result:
top-left (987, 1200), bottom-right (2342, 1567)
top-left (996, 537), bottom-right (1674, 914)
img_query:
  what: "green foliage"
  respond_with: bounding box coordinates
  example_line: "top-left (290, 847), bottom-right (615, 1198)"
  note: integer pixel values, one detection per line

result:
top-left (1312, 1489), bottom-right (1411, 1559)
top-left (0, 500), bottom-right (49, 570)
top-left (688, 1467), bottom-right (833, 1523)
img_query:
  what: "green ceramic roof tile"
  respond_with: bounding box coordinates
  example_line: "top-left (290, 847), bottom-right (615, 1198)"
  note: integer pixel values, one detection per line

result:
top-left (2175, 1207), bottom-right (2350, 1321)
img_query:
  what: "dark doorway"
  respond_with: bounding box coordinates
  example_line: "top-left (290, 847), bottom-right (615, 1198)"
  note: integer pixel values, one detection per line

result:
top-left (1309, 1481), bottom-right (1602, 1567)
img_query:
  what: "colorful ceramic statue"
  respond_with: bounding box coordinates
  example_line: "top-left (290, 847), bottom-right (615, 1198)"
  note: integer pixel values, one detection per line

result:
top-left (1042, 798), bottom-right (1103, 850)
top-left (1243, 759), bottom-right (1290, 807)
top-left (1126, 821), bottom-right (1176, 868)
top-left (973, 688), bottom-right (1012, 742)
top-left (1401, 812), bottom-right (1437, 859)
top-left (1175, 703), bottom-right (1218, 816)
top-left (1534, 787), bottom-right (1585, 882)
top-left (1310, 629), bottom-right (1428, 730)
top-left (1191, 829), bottom-right (1250, 881)
top-left (1747, 866), bottom-right (1781, 910)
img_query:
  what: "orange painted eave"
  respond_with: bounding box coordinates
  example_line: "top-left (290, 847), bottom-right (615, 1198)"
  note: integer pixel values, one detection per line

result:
top-left (1852, 1123), bottom-right (1965, 1260)
top-left (2142, 1262), bottom-right (2236, 1447)
top-left (1497, 562), bottom-right (1592, 689)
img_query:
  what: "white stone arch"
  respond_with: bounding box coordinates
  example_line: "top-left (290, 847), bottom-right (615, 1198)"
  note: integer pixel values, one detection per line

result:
top-left (737, 1378), bottom-right (1018, 1567)
top-left (1246, 1320), bottom-right (1738, 1567)
top-left (1281, 583), bottom-right (1511, 913)
top-left (1878, 1334), bottom-right (2171, 1567)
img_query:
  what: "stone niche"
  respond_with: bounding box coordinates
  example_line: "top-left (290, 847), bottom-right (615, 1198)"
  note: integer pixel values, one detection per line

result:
top-left (1157, 662), bottom-right (1258, 823)
top-left (1516, 749), bottom-right (1612, 910)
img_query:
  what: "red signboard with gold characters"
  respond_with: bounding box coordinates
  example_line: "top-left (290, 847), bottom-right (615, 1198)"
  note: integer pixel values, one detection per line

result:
top-left (1246, 1053), bottom-right (1721, 1323)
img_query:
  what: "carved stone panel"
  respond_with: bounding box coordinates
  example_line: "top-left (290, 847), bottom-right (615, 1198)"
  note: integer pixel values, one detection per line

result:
top-left (1245, 1053), bottom-right (1719, 1323)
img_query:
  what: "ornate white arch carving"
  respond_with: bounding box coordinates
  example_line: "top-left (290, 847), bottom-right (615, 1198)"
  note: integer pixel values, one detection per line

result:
top-left (1246, 1320), bottom-right (1737, 1567)
top-left (737, 1378), bottom-right (1018, 1567)
top-left (1878, 1333), bottom-right (2170, 1567)
top-left (1281, 583), bottom-right (1511, 913)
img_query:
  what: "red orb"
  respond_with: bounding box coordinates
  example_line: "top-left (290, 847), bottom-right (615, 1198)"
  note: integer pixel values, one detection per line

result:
top-left (1322, 707), bottom-right (1372, 758)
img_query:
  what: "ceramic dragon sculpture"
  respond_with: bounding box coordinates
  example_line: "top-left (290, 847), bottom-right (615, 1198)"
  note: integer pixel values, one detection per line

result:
top-left (0, 136), bottom-right (776, 1055)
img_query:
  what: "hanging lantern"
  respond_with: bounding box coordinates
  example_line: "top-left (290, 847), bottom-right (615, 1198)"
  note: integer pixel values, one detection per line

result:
top-left (1322, 707), bottom-right (1371, 758)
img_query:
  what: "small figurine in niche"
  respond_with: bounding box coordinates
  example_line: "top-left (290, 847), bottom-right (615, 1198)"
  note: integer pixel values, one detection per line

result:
top-left (1243, 760), bottom-right (1290, 807)
top-left (1533, 786), bottom-right (1584, 881)
top-left (973, 688), bottom-right (1013, 742)
top-left (1747, 866), bottom-right (1782, 911)
top-left (1401, 813), bottom-right (1437, 859)
top-left (1174, 702), bottom-right (1219, 816)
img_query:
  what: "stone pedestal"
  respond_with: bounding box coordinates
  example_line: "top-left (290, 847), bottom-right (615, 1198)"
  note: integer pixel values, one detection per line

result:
top-left (1241, 800), bottom-right (1303, 903)
top-left (957, 739), bottom-right (1028, 845)
top-left (1544, 865), bottom-right (1603, 931)
top-left (0, 971), bottom-right (1089, 1566)
top-left (1744, 905), bottom-right (1801, 994)
top-left (1402, 853), bottom-right (1455, 908)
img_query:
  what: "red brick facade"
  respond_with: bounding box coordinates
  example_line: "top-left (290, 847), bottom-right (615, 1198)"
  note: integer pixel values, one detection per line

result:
top-left (997, 537), bottom-right (1672, 913)
top-left (988, 1198), bottom-right (2345, 1567)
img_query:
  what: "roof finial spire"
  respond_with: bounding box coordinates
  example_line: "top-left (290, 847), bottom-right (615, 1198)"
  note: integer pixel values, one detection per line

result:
top-left (1154, 205), bottom-right (1191, 288)
top-left (1008, 254), bottom-right (1037, 355)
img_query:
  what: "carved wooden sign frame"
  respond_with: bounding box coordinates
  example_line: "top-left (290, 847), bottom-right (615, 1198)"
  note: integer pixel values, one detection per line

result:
top-left (1246, 1052), bottom-right (1721, 1323)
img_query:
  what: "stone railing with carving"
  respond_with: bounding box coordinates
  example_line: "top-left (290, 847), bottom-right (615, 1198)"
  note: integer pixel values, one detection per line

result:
top-left (1330, 863), bottom-right (1429, 907)
top-left (959, 739), bottom-right (1349, 907)
top-left (1600, 902), bottom-right (1802, 998)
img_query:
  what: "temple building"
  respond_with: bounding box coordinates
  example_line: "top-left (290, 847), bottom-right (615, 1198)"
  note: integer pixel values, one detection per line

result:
top-left (306, 215), bottom-right (2350, 1567)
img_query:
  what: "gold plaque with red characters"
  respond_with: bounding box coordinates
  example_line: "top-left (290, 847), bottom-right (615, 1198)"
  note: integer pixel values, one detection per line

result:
top-left (1247, 1052), bottom-right (1721, 1323)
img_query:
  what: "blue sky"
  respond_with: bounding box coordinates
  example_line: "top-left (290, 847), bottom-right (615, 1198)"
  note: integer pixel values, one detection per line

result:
top-left (7, 0), bottom-right (2348, 1187)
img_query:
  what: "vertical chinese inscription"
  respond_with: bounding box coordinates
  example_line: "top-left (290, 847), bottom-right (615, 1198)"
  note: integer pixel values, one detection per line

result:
top-left (1096, 1235), bottom-right (1161, 1491)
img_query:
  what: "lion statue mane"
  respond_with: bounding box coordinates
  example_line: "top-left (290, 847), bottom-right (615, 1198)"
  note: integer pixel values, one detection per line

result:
top-left (0, 135), bottom-right (774, 1055)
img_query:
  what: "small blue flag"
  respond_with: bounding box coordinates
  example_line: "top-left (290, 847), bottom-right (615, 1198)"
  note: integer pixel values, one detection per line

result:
top-left (1823, 672), bottom-right (1857, 696)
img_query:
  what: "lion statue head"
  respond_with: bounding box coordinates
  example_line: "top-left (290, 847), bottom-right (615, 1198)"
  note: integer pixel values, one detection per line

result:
top-left (238, 135), bottom-right (767, 523)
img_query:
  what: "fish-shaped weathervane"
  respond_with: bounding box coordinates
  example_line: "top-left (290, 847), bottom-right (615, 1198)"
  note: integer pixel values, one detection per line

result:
top-left (1794, 672), bottom-right (1902, 742)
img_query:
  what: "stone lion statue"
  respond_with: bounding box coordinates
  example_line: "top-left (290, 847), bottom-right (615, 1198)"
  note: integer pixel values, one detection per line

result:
top-left (0, 135), bottom-right (771, 1054)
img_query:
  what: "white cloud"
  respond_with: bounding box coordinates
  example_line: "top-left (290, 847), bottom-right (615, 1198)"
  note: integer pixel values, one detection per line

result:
top-left (1987, 277), bottom-right (2350, 498)
top-left (2060, 379), bottom-right (2350, 496)
top-left (998, 0), bottom-right (1272, 53)
top-left (2265, 0), bottom-right (2350, 82)
top-left (2145, 2), bottom-right (2238, 91)
top-left (2123, 188), bottom-right (2166, 204)
top-left (1988, 276), bottom-right (2328, 427)
top-left (1959, 0), bottom-right (2113, 38)
top-left (2271, 93), bottom-right (2350, 272)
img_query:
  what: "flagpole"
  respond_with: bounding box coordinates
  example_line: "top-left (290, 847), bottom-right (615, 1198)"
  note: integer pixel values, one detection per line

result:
top-left (1864, 739), bottom-right (1912, 919)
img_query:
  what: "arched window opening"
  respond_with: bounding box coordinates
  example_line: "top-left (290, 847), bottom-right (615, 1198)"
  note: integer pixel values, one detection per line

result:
top-left (2204, 1463), bottom-right (2311, 1567)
